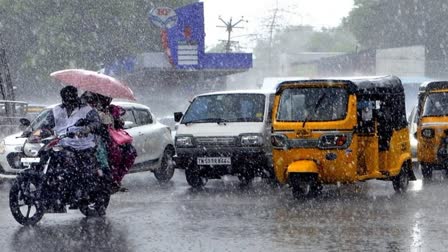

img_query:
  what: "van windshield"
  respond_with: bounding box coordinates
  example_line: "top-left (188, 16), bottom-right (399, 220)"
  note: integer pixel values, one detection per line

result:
top-left (422, 92), bottom-right (448, 117)
top-left (182, 94), bottom-right (266, 124)
top-left (277, 87), bottom-right (348, 122)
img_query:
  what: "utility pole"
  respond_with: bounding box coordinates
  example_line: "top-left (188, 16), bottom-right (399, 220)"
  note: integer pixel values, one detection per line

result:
top-left (217, 16), bottom-right (247, 53)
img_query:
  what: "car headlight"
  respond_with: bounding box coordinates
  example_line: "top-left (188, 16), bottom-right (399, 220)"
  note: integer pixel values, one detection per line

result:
top-left (0, 140), bottom-right (5, 154)
top-left (240, 134), bottom-right (263, 146)
top-left (175, 135), bottom-right (194, 147)
top-left (422, 128), bottom-right (434, 138)
top-left (271, 134), bottom-right (288, 149)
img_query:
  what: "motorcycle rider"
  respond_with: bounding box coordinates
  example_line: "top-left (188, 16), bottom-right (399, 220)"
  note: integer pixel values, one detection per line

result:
top-left (45, 85), bottom-right (103, 205)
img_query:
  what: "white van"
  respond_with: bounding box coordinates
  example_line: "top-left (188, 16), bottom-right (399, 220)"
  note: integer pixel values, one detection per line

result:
top-left (174, 90), bottom-right (275, 187)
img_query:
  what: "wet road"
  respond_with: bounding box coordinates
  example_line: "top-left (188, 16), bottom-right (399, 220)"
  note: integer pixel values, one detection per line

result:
top-left (1, 167), bottom-right (448, 252)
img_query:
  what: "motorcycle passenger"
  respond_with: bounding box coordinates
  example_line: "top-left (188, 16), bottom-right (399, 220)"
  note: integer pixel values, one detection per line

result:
top-left (45, 85), bottom-right (103, 204)
top-left (81, 91), bottom-right (137, 193)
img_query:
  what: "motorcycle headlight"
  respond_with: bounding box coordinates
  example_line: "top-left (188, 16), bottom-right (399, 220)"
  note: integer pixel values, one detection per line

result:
top-left (240, 134), bottom-right (263, 146)
top-left (271, 134), bottom-right (288, 149)
top-left (422, 128), bottom-right (434, 138)
top-left (23, 142), bottom-right (43, 157)
top-left (175, 135), bottom-right (194, 147)
top-left (0, 140), bottom-right (5, 154)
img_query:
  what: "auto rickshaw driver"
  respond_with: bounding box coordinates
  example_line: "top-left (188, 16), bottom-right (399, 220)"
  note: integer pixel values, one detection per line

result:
top-left (271, 76), bottom-right (416, 199)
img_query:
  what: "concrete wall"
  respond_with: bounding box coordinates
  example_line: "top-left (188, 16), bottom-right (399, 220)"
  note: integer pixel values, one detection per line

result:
top-left (376, 45), bottom-right (425, 76)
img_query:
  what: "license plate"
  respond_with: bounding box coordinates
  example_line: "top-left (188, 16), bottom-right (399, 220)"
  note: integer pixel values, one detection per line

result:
top-left (21, 157), bottom-right (40, 165)
top-left (197, 157), bottom-right (231, 165)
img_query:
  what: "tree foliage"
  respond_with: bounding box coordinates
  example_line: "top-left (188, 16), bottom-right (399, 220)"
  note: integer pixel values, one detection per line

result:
top-left (344, 0), bottom-right (448, 57)
top-left (0, 0), bottom-right (195, 91)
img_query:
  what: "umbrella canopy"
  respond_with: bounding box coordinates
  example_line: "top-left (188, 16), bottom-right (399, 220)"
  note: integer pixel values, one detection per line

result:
top-left (50, 69), bottom-right (136, 100)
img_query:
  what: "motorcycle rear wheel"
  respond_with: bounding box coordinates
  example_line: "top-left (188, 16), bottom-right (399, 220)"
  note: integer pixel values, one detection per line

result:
top-left (9, 176), bottom-right (45, 225)
top-left (79, 191), bottom-right (110, 217)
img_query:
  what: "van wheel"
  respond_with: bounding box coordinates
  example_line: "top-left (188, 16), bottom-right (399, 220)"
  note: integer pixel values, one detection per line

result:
top-left (393, 164), bottom-right (409, 193)
top-left (421, 164), bottom-right (433, 181)
top-left (238, 168), bottom-right (254, 186)
top-left (185, 166), bottom-right (207, 188)
top-left (289, 173), bottom-right (319, 200)
top-left (154, 148), bottom-right (175, 183)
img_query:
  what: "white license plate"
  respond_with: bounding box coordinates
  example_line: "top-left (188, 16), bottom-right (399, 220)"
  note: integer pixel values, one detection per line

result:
top-left (197, 157), bottom-right (231, 165)
top-left (21, 157), bottom-right (40, 165)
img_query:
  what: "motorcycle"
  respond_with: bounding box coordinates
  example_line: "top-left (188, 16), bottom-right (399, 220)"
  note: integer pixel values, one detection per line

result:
top-left (9, 126), bottom-right (112, 225)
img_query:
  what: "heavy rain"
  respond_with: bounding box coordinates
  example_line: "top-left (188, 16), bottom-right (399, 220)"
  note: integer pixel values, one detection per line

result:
top-left (0, 0), bottom-right (448, 251)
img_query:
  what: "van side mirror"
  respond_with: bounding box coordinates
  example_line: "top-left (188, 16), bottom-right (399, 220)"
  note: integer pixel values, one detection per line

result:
top-left (19, 118), bottom-right (31, 127)
top-left (174, 112), bottom-right (183, 122)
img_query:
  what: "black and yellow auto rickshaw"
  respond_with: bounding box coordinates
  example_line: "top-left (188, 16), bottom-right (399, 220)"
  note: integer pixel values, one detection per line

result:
top-left (416, 81), bottom-right (448, 180)
top-left (271, 76), bottom-right (415, 198)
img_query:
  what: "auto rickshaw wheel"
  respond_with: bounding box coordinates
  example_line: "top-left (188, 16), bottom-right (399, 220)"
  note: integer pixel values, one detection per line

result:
top-left (392, 164), bottom-right (410, 193)
top-left (289, 173), bottom-right (319, 200)
top-left (420, 164), bottom-right (433, 181)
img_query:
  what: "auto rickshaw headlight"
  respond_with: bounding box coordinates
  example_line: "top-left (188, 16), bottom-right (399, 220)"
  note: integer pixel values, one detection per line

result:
top-left (271, 134), bottom-right (288, 149)
top-left (240, 134), bottom-right (263, 146)
top-left (422, 128), bottom-right (435, 138)
top-left (318, 134), bottom-right (349, 149)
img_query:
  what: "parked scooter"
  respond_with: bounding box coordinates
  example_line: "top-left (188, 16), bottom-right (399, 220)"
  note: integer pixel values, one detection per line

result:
top-left (9, 126), bottom-right (112, 225)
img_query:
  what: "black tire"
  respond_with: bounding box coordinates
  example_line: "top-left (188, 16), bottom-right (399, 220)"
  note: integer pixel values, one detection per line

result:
top-left (79, 191), bottom-right (110, 217)
top-left (238, 168), bottom-right (254, 186)
top-left (393, 164), bottom-right (410, 193)
top-left (154, 148), bottom-right (175, 183)
top-left (289, 173), bottom-right (320, 200)
top-left (9, 176), bottom-right (45, 225)
top-left (421, 164), bottom-right (433, 181)
top-left (185, 166), bottom-right (207, 188)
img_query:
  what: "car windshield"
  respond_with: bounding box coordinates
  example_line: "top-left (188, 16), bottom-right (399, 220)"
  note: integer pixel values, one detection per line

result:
top-left (182, 94), bottom-right (265, 124)
top-left (422, 92), bottom-right (448, 117)
top-left (277, 87), bottom-right (348, 122)
top-left (29, 109), bottom-right (51, 130)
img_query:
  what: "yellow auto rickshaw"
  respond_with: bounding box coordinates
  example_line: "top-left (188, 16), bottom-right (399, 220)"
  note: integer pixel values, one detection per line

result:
top-left (271, 76), bottom-right (415, 198)
top-left (416, 81), bottom-right (448, 180)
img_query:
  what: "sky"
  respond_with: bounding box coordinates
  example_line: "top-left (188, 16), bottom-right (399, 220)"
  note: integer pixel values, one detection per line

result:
top-left (200, 0), bottom-right (355, 51)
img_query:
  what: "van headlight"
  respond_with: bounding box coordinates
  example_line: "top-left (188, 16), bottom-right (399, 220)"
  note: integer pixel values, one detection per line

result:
top-left (271, 134), bottom-right (288, 149)
top-left (175, 135), bottom-right (194, 147)
top-left (0, 140), bottom-right (5, 154)
top-left (240, 134), bottom-right (263, 146)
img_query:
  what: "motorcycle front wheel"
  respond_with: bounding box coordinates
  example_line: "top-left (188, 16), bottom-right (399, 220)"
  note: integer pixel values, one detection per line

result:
top-left (9, 176), bottom-right (45, 225)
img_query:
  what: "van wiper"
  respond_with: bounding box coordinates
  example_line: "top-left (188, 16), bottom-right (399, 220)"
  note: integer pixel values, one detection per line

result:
top-left (303, 93), bottom-right (327, 127)
top-left (184, 118), bottom-right (229, 125)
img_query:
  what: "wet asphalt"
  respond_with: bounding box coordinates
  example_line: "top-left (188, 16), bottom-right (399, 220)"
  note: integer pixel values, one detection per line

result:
top-left (0, 165), bottom-right (448, 252)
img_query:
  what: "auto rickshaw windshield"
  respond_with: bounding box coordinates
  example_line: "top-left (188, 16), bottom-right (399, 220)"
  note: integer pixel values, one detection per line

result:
top-left (422, 92), bottom-right (448, 117)
top-left (277, 87), bottom-right (348, 122)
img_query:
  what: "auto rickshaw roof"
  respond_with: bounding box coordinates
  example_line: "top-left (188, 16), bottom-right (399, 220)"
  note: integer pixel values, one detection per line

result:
top-left (276, 75), bottom-right (404, 96)
top-left (419, 80), bottom-right (448, 92)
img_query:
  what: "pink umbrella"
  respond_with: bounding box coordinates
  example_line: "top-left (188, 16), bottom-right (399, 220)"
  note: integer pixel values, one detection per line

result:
top-left (50, 69), bottom-right (136, 100)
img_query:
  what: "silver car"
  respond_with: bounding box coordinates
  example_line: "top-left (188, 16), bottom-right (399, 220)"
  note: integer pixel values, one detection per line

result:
top-left (0, 101), bottom-right (176, 182)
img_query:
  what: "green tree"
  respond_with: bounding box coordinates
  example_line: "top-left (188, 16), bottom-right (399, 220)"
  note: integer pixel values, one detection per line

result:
top-left (0, 0), bottom-right (195, 95)
top-left (344, 0), bottom-right (448, 51)
top-left (305, 27), bottom-right (358, 52)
